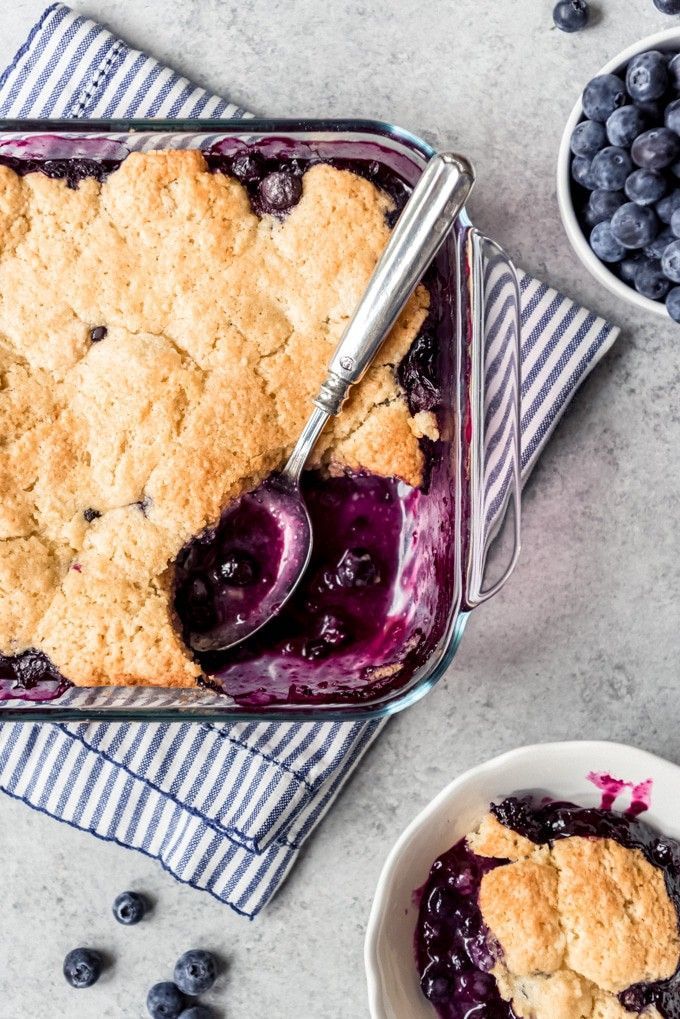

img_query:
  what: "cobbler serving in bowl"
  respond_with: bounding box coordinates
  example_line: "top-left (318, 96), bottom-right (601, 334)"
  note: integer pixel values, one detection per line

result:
top-left (416, 797), bottom-right (680, 1018)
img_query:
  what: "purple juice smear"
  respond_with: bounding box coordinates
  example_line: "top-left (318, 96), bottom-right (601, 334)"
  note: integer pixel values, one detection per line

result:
top-left (587, 770), bottom-right (654, 817)
top-left (416, 797), bottom-right (680, 1018)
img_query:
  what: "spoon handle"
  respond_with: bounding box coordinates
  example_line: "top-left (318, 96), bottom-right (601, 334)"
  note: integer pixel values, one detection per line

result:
top-left (314, 151), bottom-right (475, 417)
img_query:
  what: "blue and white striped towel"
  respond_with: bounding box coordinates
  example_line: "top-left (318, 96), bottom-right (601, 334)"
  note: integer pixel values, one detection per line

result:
top-left (0, 3), bottom-right (619, 917)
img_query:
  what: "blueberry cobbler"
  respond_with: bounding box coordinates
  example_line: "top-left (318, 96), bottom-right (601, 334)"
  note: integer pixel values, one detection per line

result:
top-left (0, 145), bottom-right (447, 699)
top-left (417, 798), bottom-right (680, 1018)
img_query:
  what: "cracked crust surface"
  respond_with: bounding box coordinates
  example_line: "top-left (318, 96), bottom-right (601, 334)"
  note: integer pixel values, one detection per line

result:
top-left (469, 813), bottom-right (679, 1019)
top-left (0, 150), bottom-right (430, 687)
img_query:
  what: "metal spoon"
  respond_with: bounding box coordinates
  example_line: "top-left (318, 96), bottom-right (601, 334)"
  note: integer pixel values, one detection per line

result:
top-left (189, 151), bottom-right (475, 653)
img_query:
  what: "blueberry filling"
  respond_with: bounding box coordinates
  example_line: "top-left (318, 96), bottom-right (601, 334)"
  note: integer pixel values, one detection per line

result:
top-left (0, 155), bottom-right (120, 189)
top-left (397, 331), bottom-right (442, 415)
top-left (83, 507), bottom-right (101, 522)
top-left (0, 648), bottom-right (64, 696)
top-left (89, 325), bottom-right (108, 342)
top-left (416, 797), bottom-right (680, 1018)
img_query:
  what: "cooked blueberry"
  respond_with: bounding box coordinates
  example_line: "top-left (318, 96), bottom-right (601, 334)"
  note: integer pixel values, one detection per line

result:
top-left (662, 238), bottom-right (680, 281)
top-left (584, 189), bottom-right (625, 226)
top-left (582, 74), bottom-right (627, 123)
top-left (590, 221), bottom-right (626, 262)
top-left (571, 155), bottom-right (596, 189)
top-left (611, 202), bottom-right (659, 248)
top-left (147, 982), bottom-right (185, 1019)
top-left (625, 168), bottom-right (667, 205)
top-left (620, 254), bottom-right (648, 285)
top-left (651, 837), bottom-right (676, 866)
top-left (653, 0), bottom-right (680, 11)
top-left (644, 225), bottom-right (675, 258)
top-left (670, 53), bottom-right (680, 89)
top-left (112, 890), bottom-right (146, 925)
top-left (13, 648), bottom-right (59, 689)
top-left (397, 332), bottom-right (441, 413)
top-left (571, 119), bottom-right (606, 157)
top-left (666, 98), bottom-right (680, 136)
top-left (605, 105), bottom-right (647, 147)
top-left (632, 128), bottom-right (680, 170)
top-left (657, 189), bottom-right (680, 223)
top-left (635, 258), bottom-right (671, 299)
top-left (258, 171), bottom-right (303, 213)
top-left (63, 948), bottom-right (103, 989)
top-left (230, 151), bottom-right (265, 182)
top-left (217, 552), bottom-right (258, 586)
top-left (421, 963), bottom-right (454, 1001)
top-left (591, 147), bottom-right (633, 190)
top-left (626, 51), bottom-right (668, 102)
top-left (90, 325), bottom-right (107, 342)
top-left (83, 507), bottom-right (101, 522)
top-left (179, 1009), bottom-right (213, 1019)
top-left (336, 547), bottom-right (380, 587)
top-left (317, 613), bottom-right (349, 646)
top-left (667, 285), bottom-right (680, 320)
top-left (174, 950), bottom-right (217, 996)
top-left (619, 985), bottom-right (651, 1011)
top-left (553, 0), bottom-right (589, 32)
top-left (176, 576), bottom-right (216, 632)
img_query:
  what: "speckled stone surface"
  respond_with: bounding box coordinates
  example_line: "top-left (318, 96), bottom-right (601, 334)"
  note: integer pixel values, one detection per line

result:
top-left (2, 2), bottom-right (680, 1017)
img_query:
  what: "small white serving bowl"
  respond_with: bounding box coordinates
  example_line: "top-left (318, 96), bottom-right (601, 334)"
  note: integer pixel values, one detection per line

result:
top-left (364, 740), bottom-right (680, 1019)
top-left (557, 27), bottom-right (680, 320)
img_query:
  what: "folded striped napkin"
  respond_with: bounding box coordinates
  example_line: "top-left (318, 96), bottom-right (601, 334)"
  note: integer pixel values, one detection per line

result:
top-left (0, 3), bottom-right (620, 917)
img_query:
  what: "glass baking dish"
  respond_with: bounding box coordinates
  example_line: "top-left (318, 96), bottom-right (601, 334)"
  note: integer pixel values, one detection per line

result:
top-left (0, 118), bottom-right (521, 722)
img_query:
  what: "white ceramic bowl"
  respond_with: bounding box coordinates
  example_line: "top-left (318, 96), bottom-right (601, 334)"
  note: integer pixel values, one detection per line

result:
top-left (557, 27), bottom-right (680, 319)
top-left (364, 740), bottom-right (680, 1018)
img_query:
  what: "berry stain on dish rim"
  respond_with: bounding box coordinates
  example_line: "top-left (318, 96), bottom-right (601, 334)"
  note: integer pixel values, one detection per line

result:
top-left (0, 135), bottom-right (462, 708)
top-left (415, 780), bottom-right (680, 1019)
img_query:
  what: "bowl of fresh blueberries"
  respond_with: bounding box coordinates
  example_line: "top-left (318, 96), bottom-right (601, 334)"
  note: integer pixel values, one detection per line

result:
top-left (558, 27), bottom-right (680, 322)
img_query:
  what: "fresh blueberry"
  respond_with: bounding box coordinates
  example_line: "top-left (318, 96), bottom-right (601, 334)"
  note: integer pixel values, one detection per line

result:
top-left (665, 98), bottom-right (680, 136)
top-left (611, 202), bottom-right (660, 248)
top-left (258, 171), bottom-right (303, 213)
top-left (90, 325), bottom-right (107, 342)
top-left (671, 160), bottom-right (680, 178)
top-left (584, 188), bottom-right (626, 226)
top-left (572, 155), bottom-right (596, 189)
top-left (667, 286), bottom-right (680, 320)
top-left (661, 238), bottom-right (680, 280)
top-left (571, 119), bottom-right (606, 157)
top-left (582, 74), bottom-right (627, 123)
top-left (635, 98), bottom-right (664, 120)
top-left (625, 168), bottom-right (667, 205)
top-left (620, 253), bottom-right (648, 285)
top-left (217, 552), bottom-right (258, 586)
top-left (174, 950), bottom-right (217, 997)
top-left (605, 105), bottom-right (647, 147)
top-left (670, 53), bottom-right (680, 89)
top-left (626, 51), bottom-right (669, 102)
top-left (591, 147), bottom-right (633, 190)
top-left (336, 547), bottom-right (380, 587)
top-left (147, 982), bottom-right (186, 1019)
top-left (635, 258), bottom-right (671, 299)
top-left (112, 890), bottom-right (147, 925)
top-left (671, 206), bottom-right (680, 236)
top-left (632, 128), bottom-right (680, 170)
top-left (657, 189), bottom-right (680, 223)
top-left (653, 0), bottom-right (680, 12)
top-left (553, 0), bottom-right (589, 32)
top-left (63, 948), bottom-right (103, 989)
top-left (179, 1009), bottom-right (213, 1019)
top-left (590, 221), bottom-right (626, 262)
top-left (644, 225), bottom-right (675, 258)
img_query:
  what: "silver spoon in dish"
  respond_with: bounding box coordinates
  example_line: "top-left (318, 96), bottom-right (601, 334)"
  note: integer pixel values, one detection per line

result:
top-left (188, 151), bottom-right (475, 654)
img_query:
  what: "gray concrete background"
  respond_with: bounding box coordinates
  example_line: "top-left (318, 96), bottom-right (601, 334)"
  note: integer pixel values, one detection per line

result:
top-left (2, 1), bottom-right (680, 1016)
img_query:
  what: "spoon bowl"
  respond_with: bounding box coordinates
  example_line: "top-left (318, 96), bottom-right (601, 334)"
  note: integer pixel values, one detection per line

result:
top-left (186, 152), bottom-right (475, 653)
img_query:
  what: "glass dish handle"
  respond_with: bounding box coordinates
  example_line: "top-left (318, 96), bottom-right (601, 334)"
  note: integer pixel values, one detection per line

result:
top-left (464, 230), bottom-right (522, 608)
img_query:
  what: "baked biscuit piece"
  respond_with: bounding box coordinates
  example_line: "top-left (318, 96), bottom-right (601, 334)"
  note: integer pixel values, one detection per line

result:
top-left (0, 151), bottom-right (432, 686)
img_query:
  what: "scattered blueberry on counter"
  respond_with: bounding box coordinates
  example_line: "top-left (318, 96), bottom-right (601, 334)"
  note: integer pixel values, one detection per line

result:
top-left (147, 982), bottom-right (186, 1019)
top-left (570, 48), bottom-right (680, 320)
top-left (112, 890), bottom-right (147, 926)
top-left (553, 0), bottom-right (590, 32)
top-left (174, 950), bottom-right (217, 997)
top-left (63, 947), bottom-right (104, 989)
top-left (179, 1008), bottom-right (214, 1019)
top-left (654, 0), bottom-right (680, 14)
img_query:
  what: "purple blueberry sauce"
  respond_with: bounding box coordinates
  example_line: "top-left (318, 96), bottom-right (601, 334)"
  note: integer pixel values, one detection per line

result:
top-left (0, 136), bottom-right (459, 707)
top-left (416, 797), bottom-right (680, 1018)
